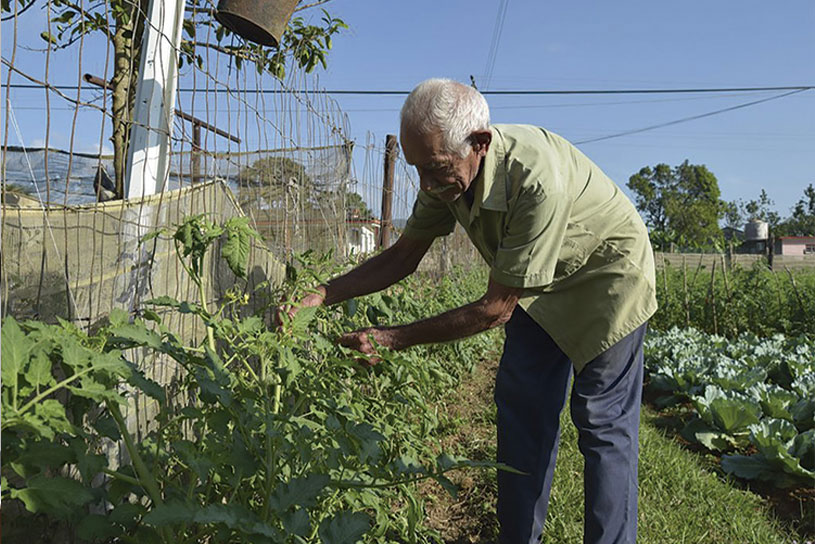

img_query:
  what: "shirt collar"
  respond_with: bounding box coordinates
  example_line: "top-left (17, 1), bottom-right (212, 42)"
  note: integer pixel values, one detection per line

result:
top-left (460, 126), bottom-right (508, 225)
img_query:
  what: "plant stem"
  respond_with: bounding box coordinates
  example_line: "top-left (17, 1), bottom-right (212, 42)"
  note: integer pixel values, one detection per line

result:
top-left (102, 467), bottom-right (141, 486)
top-left (17, 365), bottom-right (95, 415)
top-left (108, 401), bottom-right (163, 505)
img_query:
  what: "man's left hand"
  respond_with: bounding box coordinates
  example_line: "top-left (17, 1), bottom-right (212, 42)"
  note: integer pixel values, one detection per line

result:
top-left (338, 328), bottom-right (394, 366)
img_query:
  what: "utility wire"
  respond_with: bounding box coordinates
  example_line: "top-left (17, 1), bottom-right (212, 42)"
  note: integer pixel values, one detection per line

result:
top-left (574, 89), bottom-right (809, 145)
top-left (5, 82), bottom-right (815, 95)
top-left (482, 0), bottom-right (509, 91)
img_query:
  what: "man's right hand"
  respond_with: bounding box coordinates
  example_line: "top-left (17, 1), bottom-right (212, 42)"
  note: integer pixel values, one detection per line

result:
top-left (274, 286), bottom-right (327, 328)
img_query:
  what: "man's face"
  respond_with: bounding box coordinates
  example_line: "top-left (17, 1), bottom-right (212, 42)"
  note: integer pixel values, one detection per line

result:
top-left (400, 127), bottom-right (488, 202)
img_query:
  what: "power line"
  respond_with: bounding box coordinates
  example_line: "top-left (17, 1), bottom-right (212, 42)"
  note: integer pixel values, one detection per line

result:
top-left (482, 0), bottom-right (509, 91)
top-left (574, 89), bottom-right (809, 145)
top-left (5, 83), bottom-right (815, 95)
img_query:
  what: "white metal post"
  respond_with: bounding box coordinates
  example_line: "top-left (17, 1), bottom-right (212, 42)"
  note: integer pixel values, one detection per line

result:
top-left (125, 0), bottom-right (186, 198)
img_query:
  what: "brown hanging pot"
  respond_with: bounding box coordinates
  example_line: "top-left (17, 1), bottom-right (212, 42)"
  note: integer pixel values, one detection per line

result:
top-left (215, 0), bottom-right (299, 47)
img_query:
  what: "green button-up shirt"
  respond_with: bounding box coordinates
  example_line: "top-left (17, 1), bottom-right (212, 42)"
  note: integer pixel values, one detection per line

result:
top-left (402, 124), bottom-right (657, 372)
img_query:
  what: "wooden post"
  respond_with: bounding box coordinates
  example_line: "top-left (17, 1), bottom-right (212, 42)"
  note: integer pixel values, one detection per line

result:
top-left (785, 266), bottom-right (811, 324)
top-left (439, 236), bottom-right (449, 279)
top-left (772, 269), bottom-right (785, 310)
top-left (720, 253), bottom-right (731, 335)
top-left (192, 122), bottom-right (202, 183)
top-left (379, 134), bottom-right (398, 249)
top-left (709, 258), bottom-right (718, 336)
top-left (768, 235), bottom-right (775, 270)
top-left (682, 254), bottom-right (690, 328)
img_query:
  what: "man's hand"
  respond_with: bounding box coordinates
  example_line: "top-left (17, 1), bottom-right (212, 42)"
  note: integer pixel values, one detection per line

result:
top-left (337, 327), bottom-right (395, 366)
top-left (274, 286), bottom-right (326, 328)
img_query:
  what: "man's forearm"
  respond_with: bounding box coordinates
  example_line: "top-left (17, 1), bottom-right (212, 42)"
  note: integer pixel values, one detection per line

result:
top-left (320, 237), bottom-right (433, 306)
top-left (380, 299), bottom-right (510, 350)
top-left (322, 250), bottom-right (411, 305)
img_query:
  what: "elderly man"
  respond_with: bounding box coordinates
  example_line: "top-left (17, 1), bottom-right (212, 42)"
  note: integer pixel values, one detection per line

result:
top-left (291, 78), bottom-right (656, 543)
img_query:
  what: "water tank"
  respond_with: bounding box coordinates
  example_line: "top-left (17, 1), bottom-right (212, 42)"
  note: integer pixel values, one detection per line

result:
top-left (744, 219), bottom-right (769, 241)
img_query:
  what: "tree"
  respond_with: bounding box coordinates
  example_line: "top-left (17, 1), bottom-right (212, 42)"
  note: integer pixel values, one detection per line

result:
top-left (237, 155), bottom-right (312, 210)
top-left (344, 191), bottom-right (374, 220)
top-left (722, 200), bottom-right (744, 230)
top-left (4, 0), bottom-right (347, 198)
top-left (777, 184), bottom-right (815, 236)
top-left (743, 189), bottom-right (780, 229)
top-left (627, 160), bottom-right (723, 250)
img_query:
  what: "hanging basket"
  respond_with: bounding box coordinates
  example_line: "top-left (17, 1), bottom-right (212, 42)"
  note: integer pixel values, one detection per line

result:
top-left (215, 0), bottom-right (299, 47)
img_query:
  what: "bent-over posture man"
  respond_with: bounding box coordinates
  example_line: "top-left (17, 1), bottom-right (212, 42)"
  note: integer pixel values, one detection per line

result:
top-left (288, 78), bottom-right (656, 544)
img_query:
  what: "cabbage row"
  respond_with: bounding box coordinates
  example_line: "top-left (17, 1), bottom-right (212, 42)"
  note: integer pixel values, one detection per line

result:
top-left (643, 328), bottom-right (814, 488)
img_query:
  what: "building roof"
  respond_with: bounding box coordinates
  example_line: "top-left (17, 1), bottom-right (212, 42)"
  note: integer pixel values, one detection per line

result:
top-left (778, 236), bottom-right (815, 241)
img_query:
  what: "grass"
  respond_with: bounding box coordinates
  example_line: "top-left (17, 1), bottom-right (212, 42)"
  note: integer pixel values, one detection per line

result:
top-left (421, 356), bottom-right (807, 544)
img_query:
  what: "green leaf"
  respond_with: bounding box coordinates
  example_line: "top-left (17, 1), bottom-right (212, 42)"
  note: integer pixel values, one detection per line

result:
top-left (318, 511), bottom-right (371, 544)
top-left (110, 322), bottom-right (163, 349)
top-left (140, 308), bottom-right (162, 324)
top-left (291, 306), bottom-right (318, 335)
top-left (192, 503), bottom-right (280, 538)
top-left (68, 379), bottom-right (121, 403)
top-left (750, 418), bottom-right (799, 447)
top-left (127, 363), bottom-right (166, 405)
top-left (78, 514), bottom-right (120, 540)
top-left (222, 216), bottom-right (257, 278)
top-left (32, 398), bottom-right (74, 437)
top-left (40, 31), bottom-right (58, 45)
top-left (109, 307), bottom-right (130, 327)
top-left (343, 298), bottom-right (358, 318)
top-left (10, 441), bottom-right (76, 476)
top-left (282, 507), bottom-right (311, 537)
top-left (2, 317), bottom-right (29, 395)
top-left (680, 417), bottom-right (735, 451)
top-left (139, 228), bottom-right (164, 245)
top-left (10, 474), bottom-right (93, 518)
top-left (434, 473), bottom-right (459, 498)
top-left (93, 413), bottom-right (121, 440)
top-left (109, 502), bottom-right (147, 528)
top-left (269, 474), bottom-right (330, 512)
top-left (722, 454), bottom-right (777, 482)
top-left (791, 399), bottom-right (815, 431)
top-left (709, 397), bottom-right (760, 434)
top-left (144, 295), bottom-right (181, 309)
top-left (790, 430), bottom-right (815, 471)
top-left (143, 500), bottom-right (195, 526)
top-left (24, 348), bottom-right (53, 389)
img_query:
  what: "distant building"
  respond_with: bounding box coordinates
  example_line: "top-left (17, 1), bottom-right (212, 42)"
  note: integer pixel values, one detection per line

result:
top-left (346, 219), bottom-right (379, 256)
top-left (774, 236), bottom-right (815, 256)
top-left (740, 219), bottom-right (769, 254)
top-left (722, 226), bottom-right (744, 242)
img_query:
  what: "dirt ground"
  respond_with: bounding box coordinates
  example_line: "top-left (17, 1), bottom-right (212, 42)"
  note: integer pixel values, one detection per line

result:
top-left (419, 358), bottom-right (501, 543)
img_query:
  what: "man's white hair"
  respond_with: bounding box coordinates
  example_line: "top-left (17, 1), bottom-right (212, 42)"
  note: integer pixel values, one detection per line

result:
top-left (400, 78), bottom-right (490, 157)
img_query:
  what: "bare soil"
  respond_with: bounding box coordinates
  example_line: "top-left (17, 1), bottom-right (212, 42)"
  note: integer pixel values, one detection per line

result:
top-left (419, 358), bottom-right (500, 543)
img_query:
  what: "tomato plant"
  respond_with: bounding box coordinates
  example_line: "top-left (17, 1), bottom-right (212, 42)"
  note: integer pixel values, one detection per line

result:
top-left (1, 216), bottom-right (508, 543)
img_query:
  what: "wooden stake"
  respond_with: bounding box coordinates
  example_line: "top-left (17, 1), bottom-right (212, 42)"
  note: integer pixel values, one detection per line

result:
top-left (709, 258), bottom-right (718, 336)
top-left (379, 134), bottom-right (397, 249)
top-left (683, 254), bottom-right (690, 328)
top-left (785, 266), bottom-right (811, 323)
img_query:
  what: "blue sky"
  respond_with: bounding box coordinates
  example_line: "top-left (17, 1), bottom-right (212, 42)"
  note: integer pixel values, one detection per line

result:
top-left (3, 0), bottom-right (814, 218)
top-left (315, 0), bottom-right (814, 218)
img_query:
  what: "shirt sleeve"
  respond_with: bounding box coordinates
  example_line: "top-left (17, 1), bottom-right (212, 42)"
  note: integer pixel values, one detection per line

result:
top-left (401, 190), bottom-right (457, 239)
top-left (491, 190), bottom-right (573, 288)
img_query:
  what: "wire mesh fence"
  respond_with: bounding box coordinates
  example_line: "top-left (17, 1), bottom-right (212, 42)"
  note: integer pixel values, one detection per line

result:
top-left (1, 0), bottom-right (486, 334)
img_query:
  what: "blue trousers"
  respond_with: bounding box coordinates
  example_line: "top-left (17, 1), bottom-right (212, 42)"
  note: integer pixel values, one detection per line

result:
top-left (494, 308), bottom-right (646, 544)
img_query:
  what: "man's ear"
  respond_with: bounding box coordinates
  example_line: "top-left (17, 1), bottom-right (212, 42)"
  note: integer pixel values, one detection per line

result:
top-left (471, 129), bottom-right (492, 156)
